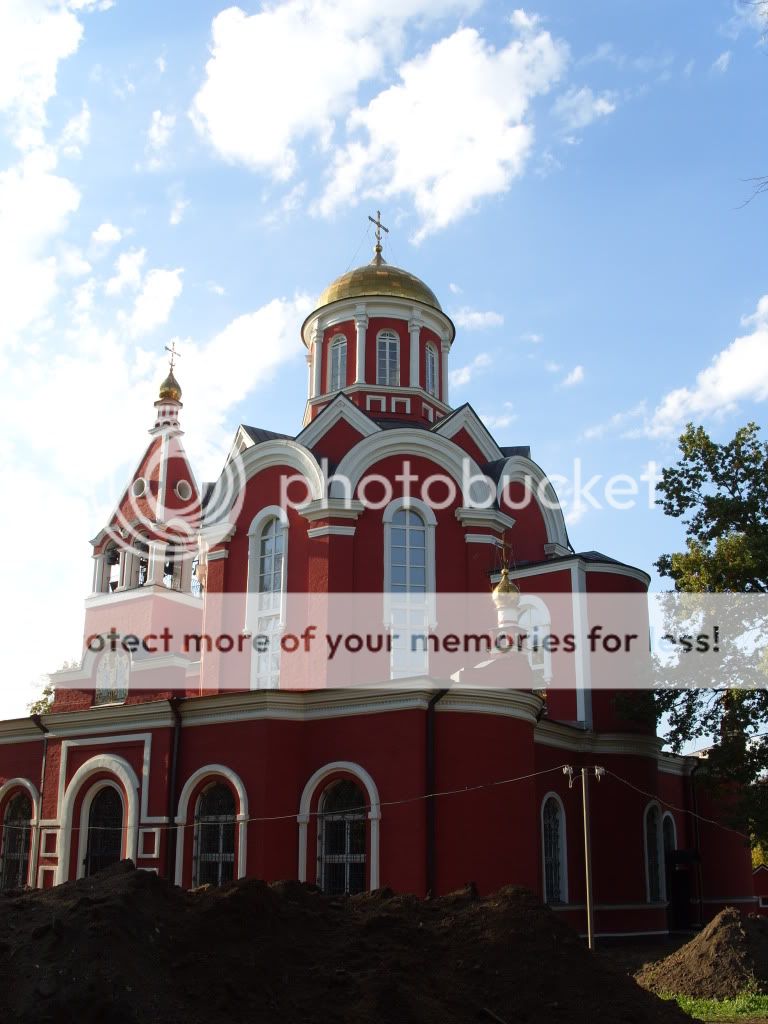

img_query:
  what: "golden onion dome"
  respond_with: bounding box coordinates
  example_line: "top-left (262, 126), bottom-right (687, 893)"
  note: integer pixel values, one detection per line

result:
top-left (491, 567), bottom-right (520, 612)
top-left (158, 369), bottom-right (182, 402)
top-left (317, 252), bottom-right (442, 312)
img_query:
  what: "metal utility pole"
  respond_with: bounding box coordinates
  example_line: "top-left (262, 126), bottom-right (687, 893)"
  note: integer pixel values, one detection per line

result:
top-left (580, 766), bottom-right (604, 951)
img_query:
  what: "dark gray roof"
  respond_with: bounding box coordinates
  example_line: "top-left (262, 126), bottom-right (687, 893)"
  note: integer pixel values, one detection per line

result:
top-left (241, 425), bottom-right (293, 444)
top-left (499, 550), bottom-right (649, 579)
top-left (500, 445), bottom-right (531, 458)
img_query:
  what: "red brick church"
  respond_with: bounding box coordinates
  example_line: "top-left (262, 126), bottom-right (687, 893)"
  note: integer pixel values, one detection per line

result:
top-left (0, 228), bottom-right (754, 936)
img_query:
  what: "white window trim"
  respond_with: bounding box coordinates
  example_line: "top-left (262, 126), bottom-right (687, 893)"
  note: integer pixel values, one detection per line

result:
top-left (76, 780), bottom-right (126, 880)
top-left (425, 343), bottom-right (438, 398)
top-left (327, 333), bottom-right (347, 393)
top-left (382, 496), bottom-right (437, 628)
top-left (643, 801), bottom-right (665, 903)
top-left (376, 329), bottom-right (400, 386)
top-left (540, 791), bottom-right (568, 904)
top-left (517, 596), bottom-right (553, 683)
top-left (245, 505), bottom-right (289, 645)
top-left (174, 765), bottom-right (248, 887)
top-left (297, 761), bottom-right (380, 890)
top-left (662, 811), bottom-right (677, 851)
top-left (0, 779), bottom-right (40, 888)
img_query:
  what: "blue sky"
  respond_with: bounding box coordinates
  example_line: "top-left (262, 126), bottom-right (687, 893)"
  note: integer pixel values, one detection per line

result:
top-left (1, 0), bottom-right (766, 716)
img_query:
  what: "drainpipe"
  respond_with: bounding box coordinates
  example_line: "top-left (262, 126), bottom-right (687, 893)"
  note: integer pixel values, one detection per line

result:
top-left (426, 689), bottom-right (448, 897)
top-left (690, 761), bottom-right (704, 926)
top-left (165, 697), bottom-right (183, 882)
top-left (31, 714), bottom-right (49, 888)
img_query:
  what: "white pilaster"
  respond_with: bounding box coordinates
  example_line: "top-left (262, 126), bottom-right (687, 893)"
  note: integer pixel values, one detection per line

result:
top-left (354, 310), bottom-right (368, 384)
top-left (312, 327), bottom-right (323, 398)
top-left (92, 554), bottom-right (106, 594)
top-left (305, 352), bottom-right (312, 400)
top-left (440, 339), bottom-right (450, 405)
top-left (147, 541), bottom-right (166, 587)
top-left (409, 319), bottom-right (421, 388)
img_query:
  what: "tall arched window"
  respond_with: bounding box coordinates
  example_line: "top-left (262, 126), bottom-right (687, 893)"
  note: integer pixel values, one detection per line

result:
top-left (384, 499), bottom-right (437, 678)
top-left (193, 783), bottom-right (236, 887)
top-left (329, 335), bottom-right (347, 392)
top-left (84, 786), bottom-right (123, 877)
top-left (645, 803), bottom-right (663, 902)
top-left (377, 330), bottom-right (399, 386)
top-left (517, 598), bottom-right (553, 682)
top-left (94, 649), bottom-right (129, 706)
top-left (247, 510), bottom-right (288, 689)
top-left (541, 794), bottom-right (567, 904)
top-left (425, 344), bottom-right (438, 397)
top-left (319, 780), bottom-right (367, 895)
top-left (0, 793), bottom-right (32, 889)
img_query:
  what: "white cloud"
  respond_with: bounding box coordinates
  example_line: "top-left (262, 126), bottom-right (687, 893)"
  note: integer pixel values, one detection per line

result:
top-left (448, 282), bottom-right (462, 294)
top-left (0, 0), bottom-right (84, 150)
top-left (155, 55), bottom-right (167, 74)
top-left (553, 86), bottom-right (616, 130)
top-left (145, 109), bottom-right (175, 169)
top-left (544, 360), bottom-right (562, 373)
top-left (105, 248), bottom-right (146, 295)
top-left (92, 221), bottom-right (122, 244)
top-left (191, 0), bottom-right (476, 182)
top-left (449, 351), bottom-right (492, 387)
top-left (126, 267), bottom-right (184, 337)
top-left (318, 23), bottom-right (568, 240)
top-left (59, 100), bottom-right (90, 157)
top-left (561, 364), bottom-right (584, 387)
top-left (683, 59), bottom-right (695, 78)
top-left (643, 295), bottom-right (768, 437)
top-left (521, 331), bottom-right (542, 343)
top-left (207, 281), bottom-right (226, 296)
top-left (712, 50), bottom-right (732, 74)
top-left (481, 401), bottom-right (517, 430)
top-left (169, 195), bottom-right (190, 226)
top-left (452, 306), bottom-right (504, 329)
top-left (582, 402), bottom-right (647, 440)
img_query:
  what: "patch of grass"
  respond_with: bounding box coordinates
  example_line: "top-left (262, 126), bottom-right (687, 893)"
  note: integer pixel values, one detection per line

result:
top-left (660, 991), bottom-right (768, 1021)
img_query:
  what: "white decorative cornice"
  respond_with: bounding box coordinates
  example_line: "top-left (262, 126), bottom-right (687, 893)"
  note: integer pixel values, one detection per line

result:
top-left (299, 498), bottom-right (365, 523)
top-left (455, 507), bottom-right (515, 532)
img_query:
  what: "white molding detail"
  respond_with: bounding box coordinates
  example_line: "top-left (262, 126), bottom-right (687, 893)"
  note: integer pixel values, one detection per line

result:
top-left (464, 533), bottom-right (504, 545)
top-left (365, 395), bottom-right (387, 412)
top-left (544, 543), bottom-right (571, 559)
top-left (570, 564), bottom-right (592, 727)
top-left (174, 764), bottom-right (249, 886)
top-left (297, 397), bottom-right (378, 450)
top-left (541, 791), bottom-right (569, 904)
top-left (455, 507), bottom-right (515, 533)
top-left (139, 826), bottom-right (161, 859)
top-left (207, 549), bottom-right (229, 562)
top-left (497, 455), bottom-right (569, 550)
top-left (297, 761), bottom-right (381, 889)
top-left (40, 828), bottom-right (58, 858)
top-left (307, 525), bottom-right (357, 538)
top-left (301, 296), bottom-right (455, 352)
top-left (433, 406), bottom-right (503, 463)
top-left (391, 397), bottom-right (411, 414)
top-left (330, 430), bottom-right (485, 501)
top-left (299, 499), bottom-right (365, 523)
top-left (58, 754), bottom-right (140, 884)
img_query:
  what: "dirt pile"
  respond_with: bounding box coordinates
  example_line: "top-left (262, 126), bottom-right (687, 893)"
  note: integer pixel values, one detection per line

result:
top-left (0, 861), bottom-right (691, 1024)
top-left (636, 906), bottom-right (768, 999)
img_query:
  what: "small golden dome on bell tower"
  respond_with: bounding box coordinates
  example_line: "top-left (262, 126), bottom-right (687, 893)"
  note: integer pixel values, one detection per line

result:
top-left (158, 369), bottom-right (182, 402)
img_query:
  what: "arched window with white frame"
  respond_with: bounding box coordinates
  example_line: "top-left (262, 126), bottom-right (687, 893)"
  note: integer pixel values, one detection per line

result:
top-left (383, 497), bottom-right (437, 678)
top-left (517, 597), bottom-right (553, 682)
top-left (541, 793), bottom-right (568, 904)
top-left (328, 334), bottom-right (347, 392)
top-left (644, 802), bottom-right (664, 902)
top-left (377, 330), bottom-right (399, 386)
top-left (318, 779), bottom-right (367, 895)
top-left (246, 507), bottom-right (288, 689)
top-left (425, 343), bottom-right (438, 397)
top-left (193, 783), bottom-right (236, 887)
top-left (0, 793), bottom-right (33, 890)
top-left (83, 784), bottom-right (124, 877)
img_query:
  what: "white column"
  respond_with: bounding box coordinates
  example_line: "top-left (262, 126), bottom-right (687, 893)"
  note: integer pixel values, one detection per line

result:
top-left (440, 339), bottom-right (450, 404)
top-left (354, 311), bottom-right (368, 383)
top-left (305, 352), bottom-right (312, 400)
top-left (147, 541), bottom-right (166, 587)
top-left (312, 327), bottom-right (323, 398)
top-left (409, 319), bottom-right (421, 388)
top-left (92, 554), bottom-right (106, 593)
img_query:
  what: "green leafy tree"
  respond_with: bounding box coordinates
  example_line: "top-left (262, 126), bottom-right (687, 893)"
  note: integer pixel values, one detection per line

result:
top-left (654, 423), bottom-right (768, 840)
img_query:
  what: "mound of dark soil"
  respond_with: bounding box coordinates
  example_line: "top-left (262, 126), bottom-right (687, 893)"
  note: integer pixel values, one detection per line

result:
top-left (636, 906), bottom-right (768, 999)
top-left (0, 861), bottom-right (691, 1024)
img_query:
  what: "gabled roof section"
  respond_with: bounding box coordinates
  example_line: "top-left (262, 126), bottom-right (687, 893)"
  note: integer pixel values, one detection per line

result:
top-left (431, 403), bottom-right (504, 464)
top-left (225, 424), bottom-right (293, 466)
top-left (296, 392), bottom-right (380, 451)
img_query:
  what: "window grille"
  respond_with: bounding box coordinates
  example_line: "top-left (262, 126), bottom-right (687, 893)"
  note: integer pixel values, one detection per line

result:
top-left (542, 797), bottom-right (565, 903)
top-left (193, 784), bottom-right (236, 887)
top-left (84, 787), bottom-right (123, 877)
top-left (94, 650), bottom-right (129, 705)
top-left (425, 344), bottom-right (438, 397)
top-left (0, 794), bottom-right (32, 890)
top-left (377, 331), bottom-right (399, 386)
top-left (329, 336), bottom-right (347, 392)
top-left (319, 780), bottom-right (366, 895)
